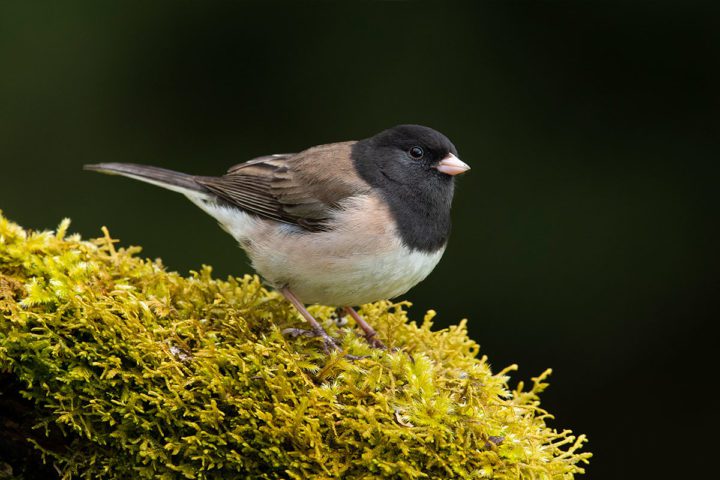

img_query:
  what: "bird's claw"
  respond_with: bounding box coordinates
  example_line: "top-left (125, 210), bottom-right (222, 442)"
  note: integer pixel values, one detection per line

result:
top-left (280, 327), bottom-right (371, 359)
top-left (364, 334), bottom-right (387, 350)
top-left (281, 326), bottom-right (339, 353)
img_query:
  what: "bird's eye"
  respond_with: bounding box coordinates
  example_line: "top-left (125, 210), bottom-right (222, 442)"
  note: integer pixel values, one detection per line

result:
top-left (408, 146), bottom-right (424, 159)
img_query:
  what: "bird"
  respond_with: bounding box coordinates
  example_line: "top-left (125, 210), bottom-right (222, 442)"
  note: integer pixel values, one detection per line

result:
top-left (84, 125), bottom-right (470, 352)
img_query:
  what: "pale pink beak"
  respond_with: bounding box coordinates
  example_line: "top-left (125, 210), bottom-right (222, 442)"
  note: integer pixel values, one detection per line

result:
top-left (435, 153), bottom-right (470, 176)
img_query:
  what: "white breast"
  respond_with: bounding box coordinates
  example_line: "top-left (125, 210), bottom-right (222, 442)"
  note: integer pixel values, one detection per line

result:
top-left (187, 193), bottom-right (445, 306)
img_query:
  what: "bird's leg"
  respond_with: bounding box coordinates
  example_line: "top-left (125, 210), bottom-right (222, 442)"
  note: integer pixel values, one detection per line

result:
top-left (280, 287), bottom-right (338, 352)
top-left (344, 306), bottom-right (386, 349)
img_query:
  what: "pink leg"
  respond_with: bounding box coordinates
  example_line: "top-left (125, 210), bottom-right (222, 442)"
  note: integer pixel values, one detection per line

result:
top-left (344, 306), bottom-right (386, 349)
top-left (280, 287), bottom-right (338, 352)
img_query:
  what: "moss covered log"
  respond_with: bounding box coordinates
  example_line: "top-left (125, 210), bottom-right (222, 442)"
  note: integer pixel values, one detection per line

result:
top-left (0, 211), bottom-right (590, 479)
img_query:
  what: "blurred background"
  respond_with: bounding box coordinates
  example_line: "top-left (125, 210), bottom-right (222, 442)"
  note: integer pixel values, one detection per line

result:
top-left (1, 1), bottom-right (717, 478)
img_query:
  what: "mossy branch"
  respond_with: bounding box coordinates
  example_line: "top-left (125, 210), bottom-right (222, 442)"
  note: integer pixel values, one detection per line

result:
top-left (0, 211), bottom-right (590, 479)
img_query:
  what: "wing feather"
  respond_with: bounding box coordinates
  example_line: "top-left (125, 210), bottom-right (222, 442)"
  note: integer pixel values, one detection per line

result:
top-left (195, 142), bottom-right (368, 231)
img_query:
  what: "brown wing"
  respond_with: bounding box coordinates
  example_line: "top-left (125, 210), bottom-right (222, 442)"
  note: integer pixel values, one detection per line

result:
top-left (195, 141), bottom-right (369, 231)
top-left (225, 153), bottom-right (295, 174)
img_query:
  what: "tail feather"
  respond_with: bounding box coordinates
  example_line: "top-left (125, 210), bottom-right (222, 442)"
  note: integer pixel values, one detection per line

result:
top-left (84, 163), bottom-right (210, 197)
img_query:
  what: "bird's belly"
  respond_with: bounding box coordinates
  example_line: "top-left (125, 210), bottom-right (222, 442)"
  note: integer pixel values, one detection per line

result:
top-left (199, 195), bottom-right (445, 306)
top-left (260, 241), bottom-right (445, 306)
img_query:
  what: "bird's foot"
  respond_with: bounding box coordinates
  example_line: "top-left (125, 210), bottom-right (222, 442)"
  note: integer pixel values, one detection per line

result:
top-left (363, 334), bottom-right (387, 350)
top-left (281, 327), bottom-right (369, 359)
top-left (280, 287), bottom-right (348, 354)
top-left (281, 326), bottom-right (339, 353)
top-left (344, 306), bottom-right (387, 350)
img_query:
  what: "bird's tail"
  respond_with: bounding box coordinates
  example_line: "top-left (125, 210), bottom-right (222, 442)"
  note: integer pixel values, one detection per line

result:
top-left (84, 163), bottom-right (211, 198)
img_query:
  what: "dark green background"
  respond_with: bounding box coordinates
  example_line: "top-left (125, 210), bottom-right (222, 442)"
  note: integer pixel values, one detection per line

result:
top-left (1, 2), bottom-right (717, 478)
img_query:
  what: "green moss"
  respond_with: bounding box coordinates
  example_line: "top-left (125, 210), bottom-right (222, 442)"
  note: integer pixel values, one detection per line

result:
top-left (0, 211), bottom-right (590, 479)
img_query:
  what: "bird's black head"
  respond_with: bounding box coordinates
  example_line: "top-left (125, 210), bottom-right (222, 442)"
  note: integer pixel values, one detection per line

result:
top-left (351, 125), bottom-right (469, 252)
top-left (354, 124), bottom-right (461, 185)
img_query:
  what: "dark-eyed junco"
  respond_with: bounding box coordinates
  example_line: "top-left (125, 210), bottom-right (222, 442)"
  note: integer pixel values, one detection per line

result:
top-left (85, 125), bottom-right (469, 351)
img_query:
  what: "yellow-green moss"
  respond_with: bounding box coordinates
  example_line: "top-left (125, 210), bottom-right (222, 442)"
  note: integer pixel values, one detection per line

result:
top-left (0, 211), bottom-right (590, 479)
